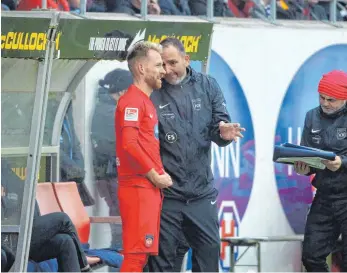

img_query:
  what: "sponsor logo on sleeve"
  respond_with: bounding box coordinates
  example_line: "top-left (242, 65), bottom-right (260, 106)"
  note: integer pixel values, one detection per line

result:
top-left (124, 108), bottom-right (139, 121)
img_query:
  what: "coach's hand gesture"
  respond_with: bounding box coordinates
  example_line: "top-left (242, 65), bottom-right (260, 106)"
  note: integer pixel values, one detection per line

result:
top-left (219, 121), bottom-right (246, 142)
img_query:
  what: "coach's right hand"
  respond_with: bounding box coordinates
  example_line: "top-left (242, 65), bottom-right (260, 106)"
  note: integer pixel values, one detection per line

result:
top-left (294, 161), bottom-right (310, 175)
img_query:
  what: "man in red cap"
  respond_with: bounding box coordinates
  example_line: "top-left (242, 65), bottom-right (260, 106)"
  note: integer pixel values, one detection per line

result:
top-left (294, 70), bottom-right (347, 272)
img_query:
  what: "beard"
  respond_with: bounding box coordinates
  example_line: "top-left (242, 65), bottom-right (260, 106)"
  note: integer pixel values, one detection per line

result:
top-left (145, 75), bottom-right (162, 90)
top-left (321, 101), bottom-right (346, 114)
top-left (165, 74), bottom-right (186, 85)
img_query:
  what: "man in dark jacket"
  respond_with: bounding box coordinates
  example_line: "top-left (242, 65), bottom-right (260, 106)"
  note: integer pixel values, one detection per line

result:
top-left (60, 101), bottom-right (95, 207)
top-left (294, 70), bottom-right (347, 272)
top-left (147, 38), bottom-right (245, 272)
top-left (1, 159), bottom-right (93, 272)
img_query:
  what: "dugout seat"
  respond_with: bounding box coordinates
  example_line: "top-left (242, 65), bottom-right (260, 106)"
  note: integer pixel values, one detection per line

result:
top-left (33, 182), bottom-right (123, 271)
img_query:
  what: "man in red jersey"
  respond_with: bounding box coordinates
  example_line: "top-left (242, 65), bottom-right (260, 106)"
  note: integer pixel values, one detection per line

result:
top-left (115, 41), bottom-right (173, 272)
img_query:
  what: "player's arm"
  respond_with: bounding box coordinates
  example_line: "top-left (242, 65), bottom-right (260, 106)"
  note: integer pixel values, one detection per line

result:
top-left (122, 126), bottom-right (157, 174)
top-left (118, 103), bottom-right (157, 175)
top-left (122, 127), bottom-right (172, 187)
top-left (208, 77), bottom-right (233, 147)
top-left (122, 127), bottom-right (172, 188)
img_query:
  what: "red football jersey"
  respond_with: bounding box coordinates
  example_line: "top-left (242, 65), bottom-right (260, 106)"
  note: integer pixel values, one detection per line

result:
top-left (115, 84), bottom-right (163, 187)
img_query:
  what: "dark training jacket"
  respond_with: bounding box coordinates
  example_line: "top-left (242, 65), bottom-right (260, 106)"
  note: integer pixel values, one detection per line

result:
top-left (301, 105), bottom-right (347, 199)
top-left (151, 67), bottom-right (232, 200)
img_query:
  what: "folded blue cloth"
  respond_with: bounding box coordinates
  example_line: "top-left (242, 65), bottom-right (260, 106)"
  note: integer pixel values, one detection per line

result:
top-left (273, 143), bottom-right (336, 167)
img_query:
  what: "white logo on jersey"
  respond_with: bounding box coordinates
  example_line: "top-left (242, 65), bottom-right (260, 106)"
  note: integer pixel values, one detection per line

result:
top-left (124, 108), bottom-right (139, 121)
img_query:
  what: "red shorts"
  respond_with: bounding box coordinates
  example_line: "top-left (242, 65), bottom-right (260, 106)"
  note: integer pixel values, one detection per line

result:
top-left (118, 185), bottom-right (162, 255)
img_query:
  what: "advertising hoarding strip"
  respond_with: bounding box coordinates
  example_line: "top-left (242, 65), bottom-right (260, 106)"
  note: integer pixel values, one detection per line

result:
top-left (1, 17), bottom-right (213, 61)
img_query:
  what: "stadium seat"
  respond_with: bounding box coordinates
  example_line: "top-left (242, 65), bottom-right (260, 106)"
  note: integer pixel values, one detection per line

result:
top-left (34, 182), bottom-right (123, 271)
top-left (52, 182), bottom-right (123, 269)
top-left (36, 182), bottom-right (62, 215)
top-left (52, 182), bottom-right (91, 244)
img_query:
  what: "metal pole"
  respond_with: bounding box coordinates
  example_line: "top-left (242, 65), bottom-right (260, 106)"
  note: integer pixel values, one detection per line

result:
top-left (270, 0), bottom-right (277, 21)
top-left (229, 244), bottom-right (235, 272)
top-left (12, 12), bottom-right (60, 272)
top-left (41, 0), bottom-right (47, 9)
top-left (80, 0), bottom-right (86, 15)
top-left (329, 0), bottom-right (337, 23)
top-left (257, 243), bottom-right (261, 272)
top-left (202, 31), bottom-right (213, 74)
top-left (207, 0), bottom-right (214, 20)
top-left (51, 92), bottom-right (72, 181)
top-left (141, 0), bottom-right (148, 20)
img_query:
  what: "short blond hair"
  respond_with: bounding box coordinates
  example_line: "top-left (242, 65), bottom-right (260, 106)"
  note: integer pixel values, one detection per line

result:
top-left (127, 41), bottom-right (162, 72)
